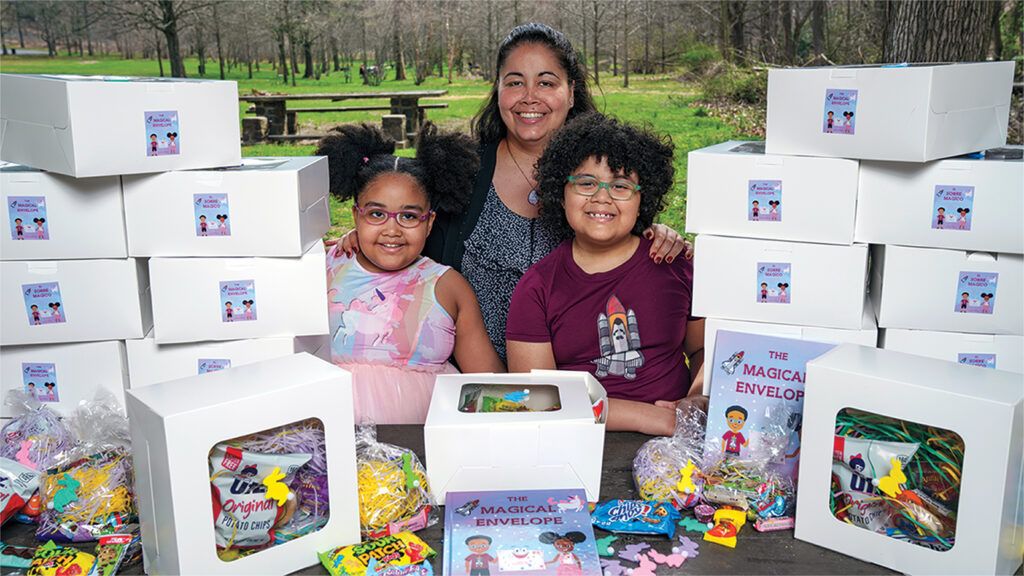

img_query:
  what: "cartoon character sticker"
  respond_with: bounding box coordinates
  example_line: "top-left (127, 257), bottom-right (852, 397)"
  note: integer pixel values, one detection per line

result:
top-left (22, 282), bottom-right (66, 326)
top-left (194, 193), bottom-right (231, 237)
top-left (823, 89), bottom-right (857, 135)
top-left (220, 280), bottom-right (256, 323)
top-left (958, 353), bottom-right (996, 369)
top-left (22, 363), bottom-right (58, 402)
top-left (748, 180), bottom-right (782, 222)
top-left (145, 110), bottom-right (180, 156)
top-left (932, 185), bottom-right (974, 231)
top-left (847, 453), bottom-right (875, 493)
top-left (8, 196), bottom-right (49, 241)
top-left (198, 358), bottom-right (232, 374)
top-left (954, 271), bottom-right (997, 315)
top-left (721, 405), bottom-right (749, 457)
top-left (592, 295), bottom-right (645, 380)
top-left (756, 262), bottom-right (791, 304)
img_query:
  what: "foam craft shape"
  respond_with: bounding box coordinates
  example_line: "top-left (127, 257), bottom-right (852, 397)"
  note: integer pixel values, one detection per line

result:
top-left (595, 535), bottom-right (618, 557)
top-left (617, 542), bottom-right (651, 562)
top-left (679, 517), bottom-right (711, 533)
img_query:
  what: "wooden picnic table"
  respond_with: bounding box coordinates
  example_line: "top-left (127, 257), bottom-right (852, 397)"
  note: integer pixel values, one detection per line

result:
top-left (239, 90), bottom-right (448, 141)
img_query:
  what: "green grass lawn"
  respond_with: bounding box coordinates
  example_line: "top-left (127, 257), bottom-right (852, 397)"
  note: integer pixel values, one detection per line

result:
top-left (1, 54), bottom-right (755, 238)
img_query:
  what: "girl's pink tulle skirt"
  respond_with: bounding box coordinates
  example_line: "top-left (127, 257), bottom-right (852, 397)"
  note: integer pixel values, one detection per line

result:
top-left (339, 361), bottom-right (459, 425)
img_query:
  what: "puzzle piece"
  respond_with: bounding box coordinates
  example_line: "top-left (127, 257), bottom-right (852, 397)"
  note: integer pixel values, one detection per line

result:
top-left (617, 542), bottom-right (651, 563)
top-left (679, 516), bottom-right (711, 533)
top-left (600, 559), bottom-right (628, 576)
top-left (595, 534), bottom-right (618, 557)
top-left (675, 536), bottom-right (700, 558)
top-left (631, 553), bottom-right (659, 576)
top-left (648, 549), bottom-right (686, 568)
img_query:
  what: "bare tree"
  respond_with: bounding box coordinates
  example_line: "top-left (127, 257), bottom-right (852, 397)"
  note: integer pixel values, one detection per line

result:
top-left (884, 0), bottom-right (1000, 62)
top-left (108, 0), bottom-right (209, 77)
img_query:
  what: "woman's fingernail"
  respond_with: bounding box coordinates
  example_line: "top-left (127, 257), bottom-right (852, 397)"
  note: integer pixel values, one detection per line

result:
top-left (667, 256), bottom-right (674, 263)
top-left (655, 256), bottom-right (663, 264)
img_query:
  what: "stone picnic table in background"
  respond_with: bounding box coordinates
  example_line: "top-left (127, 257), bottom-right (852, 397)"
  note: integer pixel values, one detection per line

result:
top-left (239, 90), bottom-right (448, 144)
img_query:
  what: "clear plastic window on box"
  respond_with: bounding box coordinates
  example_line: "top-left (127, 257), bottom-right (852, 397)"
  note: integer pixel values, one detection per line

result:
top-left (830, 408), bottom-right (961, 552)
top-left (457, 384), bottom-right (562, 413)
top-left (208, 418), bottom-right (329, 562)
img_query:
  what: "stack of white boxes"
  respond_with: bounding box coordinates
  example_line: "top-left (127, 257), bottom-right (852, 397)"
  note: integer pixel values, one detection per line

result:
top-left (0, 74), bottom-right (330, 413)
top-left (688, 61), bottom-right (1020, 388)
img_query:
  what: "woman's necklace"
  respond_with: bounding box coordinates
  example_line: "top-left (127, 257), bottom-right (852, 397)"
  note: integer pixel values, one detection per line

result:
top-left (506, 139), bottom-right (540, 206)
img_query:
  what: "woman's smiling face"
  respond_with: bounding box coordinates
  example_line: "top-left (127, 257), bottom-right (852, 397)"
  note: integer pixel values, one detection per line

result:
top-left (563, 156), bottom-right (641, 249)
top-left (497, 43), bottom-right (574, 149)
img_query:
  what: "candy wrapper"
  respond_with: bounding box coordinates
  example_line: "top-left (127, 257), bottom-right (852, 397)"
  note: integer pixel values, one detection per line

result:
top-left (356, 424), bottom-right (436, 538)
top-left (36, 449), bottom-right (136, 543)
top-left (25, 540), bottom-right (95, 576)
top-left (590, 500), bottom-right (679, 537)
top-left (1, 456), bottom-right (40, 525)
top-left (209, 444), bottom-right (311, 557)
top-left (1, 543), bottom-right (36, 569)
top-left (0, 392), bottom-right (75, 472)
top-left (236, 419), bottom-right (330, 542)
top-left (633, 404), bottom-right (706, 509)
top-left (87, 531), bottom-right (141, 576)
top-left (319, 532), bottom-right (436, 576)
top-left (366, 557), bottom-right (434, 576)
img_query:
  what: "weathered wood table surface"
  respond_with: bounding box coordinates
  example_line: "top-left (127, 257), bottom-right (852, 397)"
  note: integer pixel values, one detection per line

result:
top-left (2, 426), bottom-right (936, 574)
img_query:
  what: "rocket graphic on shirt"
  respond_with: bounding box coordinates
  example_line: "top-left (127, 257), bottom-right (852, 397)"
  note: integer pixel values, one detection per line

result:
top-left (592, 295), bottom-right (645, 380)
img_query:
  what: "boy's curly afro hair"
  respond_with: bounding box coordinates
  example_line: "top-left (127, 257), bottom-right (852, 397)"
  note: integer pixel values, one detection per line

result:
top-left (534, 112), bottom-right (675, 241)
top-left (315, 122), bottom-right (478, 214)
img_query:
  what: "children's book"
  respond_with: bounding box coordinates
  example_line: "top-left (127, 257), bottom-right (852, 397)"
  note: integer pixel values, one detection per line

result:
top-left (705, 330), bottom-right (836, 483)
top-left (444, 489), bottom-right (600, 576)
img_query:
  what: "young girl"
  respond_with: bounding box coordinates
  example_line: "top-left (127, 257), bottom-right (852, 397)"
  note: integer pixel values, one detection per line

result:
top-left (539, 531), bottom-right (586, 575)
top-left (317, 123), bottom-right (504, 424)
top-left (506, 113), bottom-right (705, 436)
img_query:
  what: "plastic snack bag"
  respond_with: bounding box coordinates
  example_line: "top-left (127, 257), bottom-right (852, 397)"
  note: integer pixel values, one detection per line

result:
top-left (356, 424), bottom-right (436, 538)
top-left (319, 532), bottom-right (436, 576)
top-left (633, 405), bottom-right (706, 509)
top-left (366, 557), bottom-right (434, 576)
top-left (591, 500), bottom-right (679, 537)
top-left (25, 541), bottom-right (95, 576)
top-left (1, 457), bottom-right (40, 525)
top-left (87, 532), bottom-right (140, 576)
top-left (1, 542), bottom-right (36, 569)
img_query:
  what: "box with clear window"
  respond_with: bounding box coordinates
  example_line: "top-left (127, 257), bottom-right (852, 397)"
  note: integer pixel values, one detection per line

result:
top-left (425, 370), bottom-right (607, 502)
top-left (125, 353), bottom-right (359, 575)
top-left (796, 344), bottom-right (1023, 575)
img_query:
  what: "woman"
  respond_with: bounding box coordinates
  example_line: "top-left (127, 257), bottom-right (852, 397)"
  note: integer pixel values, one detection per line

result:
top-left (506, 113), bottom-right (704, 436)
top-left (336, 23), bottom-right (688, 361)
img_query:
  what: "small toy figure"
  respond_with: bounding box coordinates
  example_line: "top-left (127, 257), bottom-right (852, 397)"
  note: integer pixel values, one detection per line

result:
top-left (721, 405), bottom-right (749, 457)
top-left (464, 535), bottom-right (496, 576)
top-left (540, 531), bottom-right (586, 576)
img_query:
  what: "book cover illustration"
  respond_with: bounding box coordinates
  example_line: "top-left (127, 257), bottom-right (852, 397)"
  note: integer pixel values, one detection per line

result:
top-left (444, 489), bottom-right (600, 576)
top-left (705, 330), bottom-right (836, 482)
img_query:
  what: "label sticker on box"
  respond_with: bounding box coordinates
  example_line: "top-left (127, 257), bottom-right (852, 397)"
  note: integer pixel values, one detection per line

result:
top-left (145, 110), bottom-right (180, 156)
top-left (955, 271), bottom-right (997, 314)
top-left (957, 353), bottom-right (996, 369)
top-left (8, 196), bottom-right (49, 240)
top-left (193, 194), bottom-right (231, 237)
top-left (22, 282), bottom-right (66, 326)
top-left (823, 89), bottom-right (857, 135)
top-left (220, 280), bottom-right (256, 322)
top-left (198, 358), bottom-right (232, 374)
top-left (757, 262), bottom-right (791, 304)
top-left (748, 180), bottom-right (782, 222)
top-left (931, 185), bottom-right (973, 231)
top-left (22, 362), bottom-right (58, 402)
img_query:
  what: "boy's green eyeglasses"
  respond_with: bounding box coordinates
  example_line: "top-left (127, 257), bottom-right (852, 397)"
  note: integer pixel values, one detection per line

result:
top-left (566, 175), bottom-right (641, 201)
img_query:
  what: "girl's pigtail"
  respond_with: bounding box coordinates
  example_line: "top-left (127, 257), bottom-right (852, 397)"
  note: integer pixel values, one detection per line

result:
top-left (415, 122), bottom-right (479, 214)
top-left (315, 123), bottom-right (396, 202)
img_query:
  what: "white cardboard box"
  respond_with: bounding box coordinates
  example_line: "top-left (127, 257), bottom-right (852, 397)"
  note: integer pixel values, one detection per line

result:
top-left (692, 234), bottom-right (869, 329)
top-left (0, 74), bottom-right (241, 177)
top-left (686, 140), bottom-right (859, 245)
top-left (798, 344), bottom-right (1023, 575)
top-left (702, 308), bottom-right (878, 394)
top-left (856, 147), bottom-right (1024, 254)
top-left (871, 245), bottom-right (1023, 335)
top-left (125, 332), bottom-right (330, 388)
top-left (765, 62), bottom-right (1014, 162)
top-left (881, 328), bottom-right (1023, 374)
top-left (1, 163), bottom-right (127, 260)
top-left (148, 243), bottom-right (328, 344)
top-left (0, 340), bottom-right (128, 417)
top-left (125, 353), bottom-right (359, 575)
top-left (122, 157), bottom-right (330, 257)
top-left (424, 370), bottom-right (607, 502)
top-left (0, 258), bottom-right (152, 345)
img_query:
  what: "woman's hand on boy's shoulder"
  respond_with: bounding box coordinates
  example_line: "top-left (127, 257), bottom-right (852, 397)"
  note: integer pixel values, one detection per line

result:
top-left (643, 224), bottom-right (693, 264)
top-left (327, 230), bottom-right (361, 258)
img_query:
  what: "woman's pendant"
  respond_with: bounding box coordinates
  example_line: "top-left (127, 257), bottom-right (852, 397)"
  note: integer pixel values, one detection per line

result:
top-left (527, 189), bottom-right (540, 206)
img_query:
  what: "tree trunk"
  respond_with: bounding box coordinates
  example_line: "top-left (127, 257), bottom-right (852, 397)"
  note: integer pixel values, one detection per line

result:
top-left (781, 1), bottom-right (795, 64)
top-left (392, 0), bottom-right (407, 81)
top-left (289, 35), bottom-right (299, 86)
top-left (155, 30), bottom-right (165, 77)
top-left (883, 1), bottom-right (999, 62)
top-left (276, 32), bottom-right (289, 84)
top-left (332, 37), bottom-right (341, 71)
top-left (82, 1), bottom-right (93, 56)
top-left (15, 1), bottom-right (25, 48)
top-left (812, 0), bottom-right (826, 58)
top-left (303, 40), bottom-right (315, 78)
top-left (612, 18), bottom-right (618, 76)
top-left (622, 0), bottom-right (630, 88)
top-left (592, 0), bottom-right (600, 85)
top-left (159, 0), bottom-right (186, 77)
top-left (642, 0), bottom-right (651, 73)
top-left (728, 1), bottom-right (745, 61)
top-left (213, 3), bottom-right (225, 80)
top-left (989, 0), bottom-right (1003, 59)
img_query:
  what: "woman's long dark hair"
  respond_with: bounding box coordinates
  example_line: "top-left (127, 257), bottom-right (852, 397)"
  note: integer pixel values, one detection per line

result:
top-left (471, 23), bottom-right (597, 144)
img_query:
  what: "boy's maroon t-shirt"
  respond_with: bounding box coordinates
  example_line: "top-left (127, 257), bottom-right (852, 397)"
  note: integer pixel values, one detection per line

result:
top-left (506, 237), bottom-right (695, 403)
